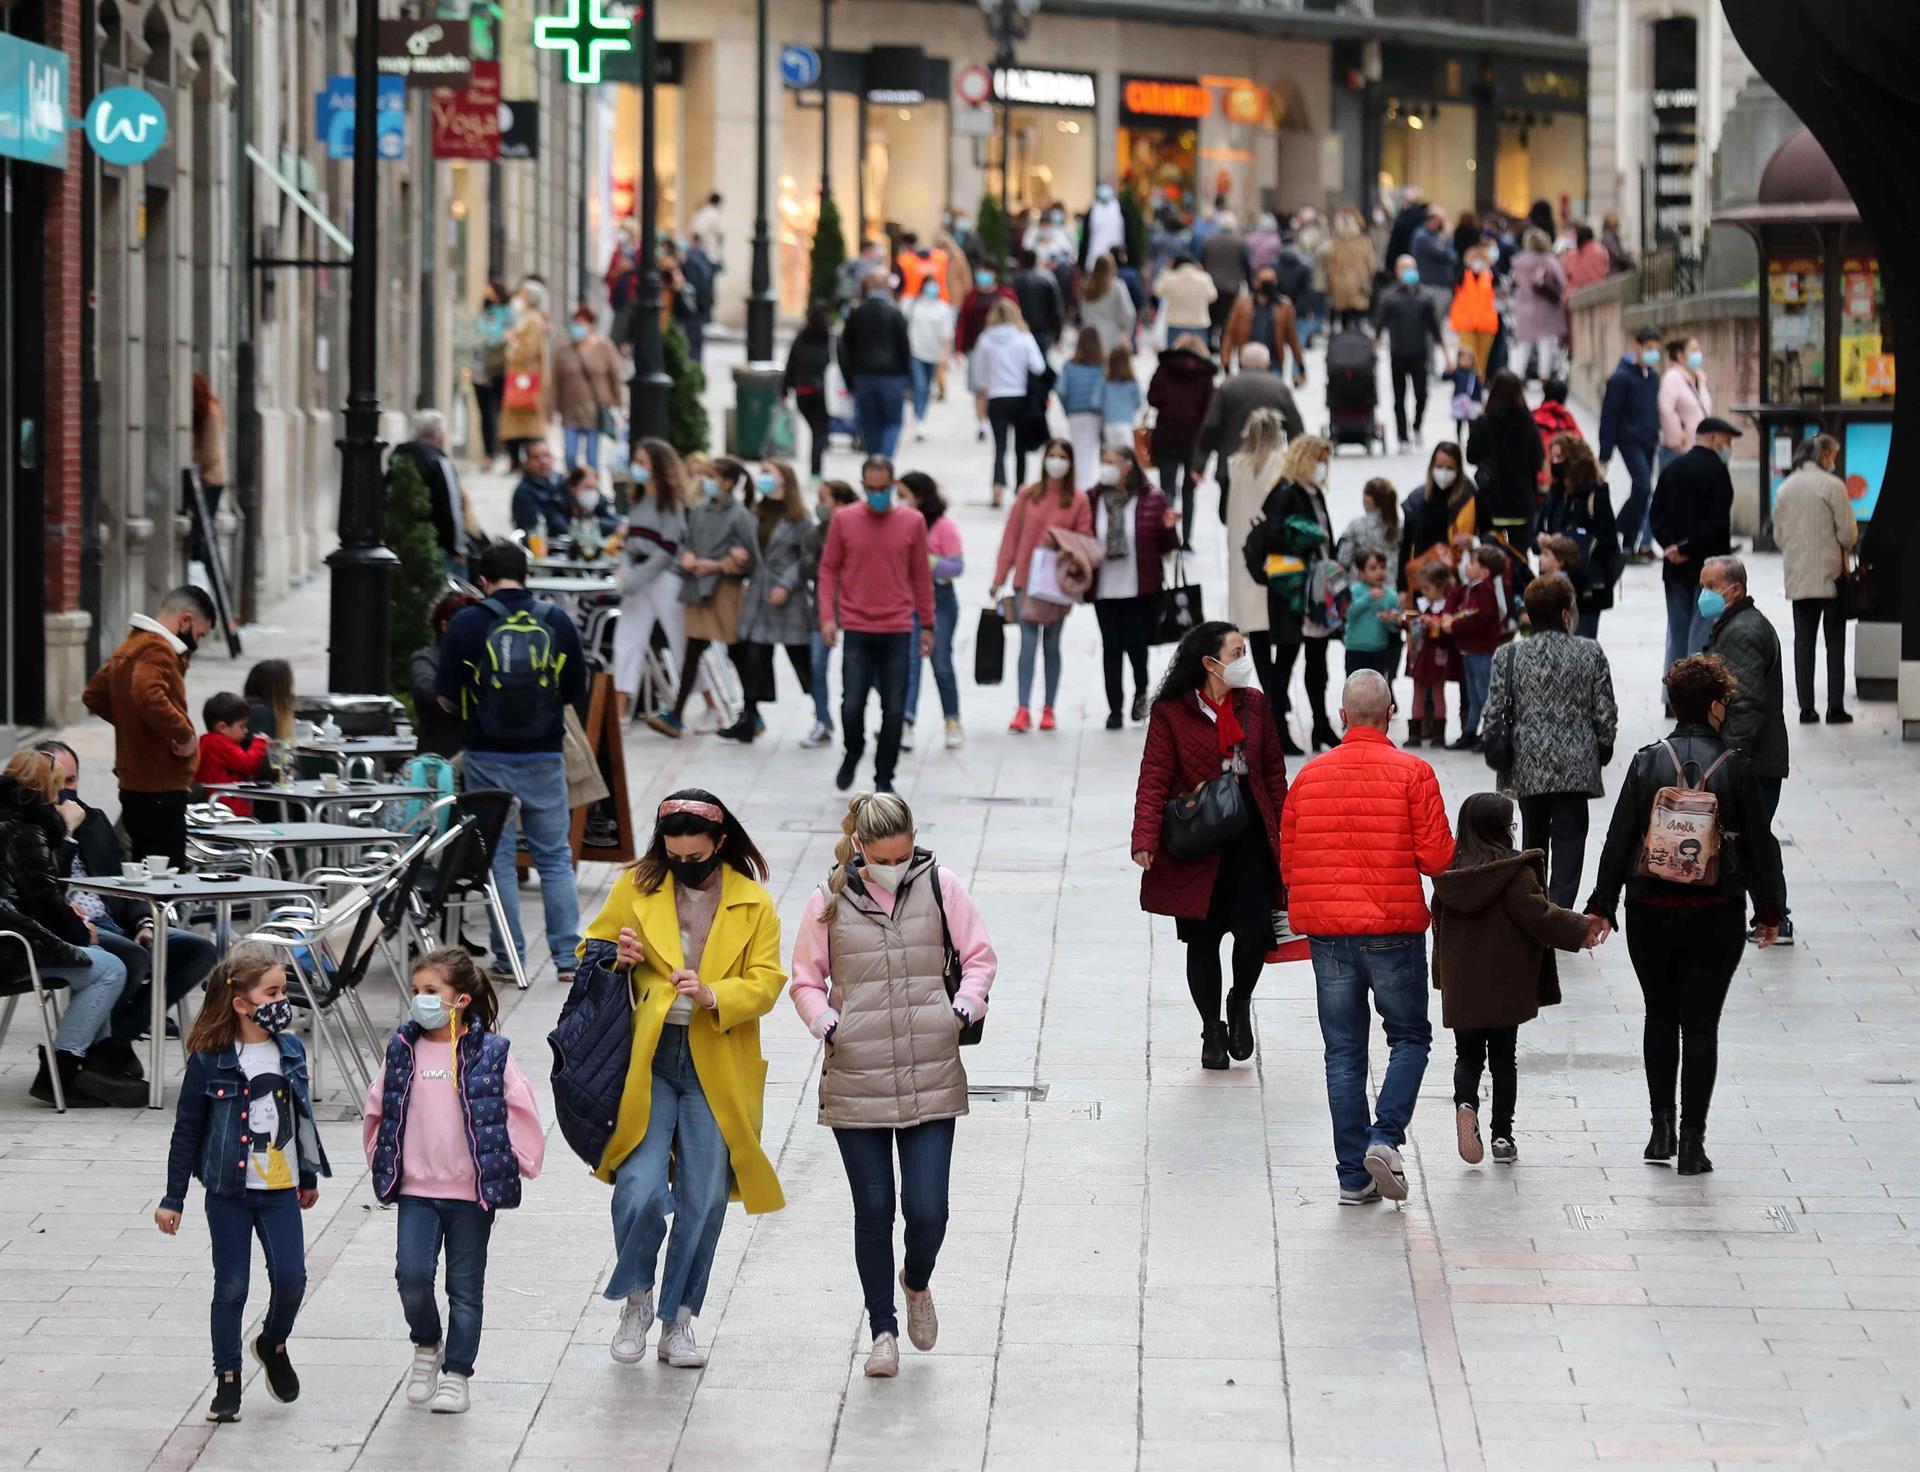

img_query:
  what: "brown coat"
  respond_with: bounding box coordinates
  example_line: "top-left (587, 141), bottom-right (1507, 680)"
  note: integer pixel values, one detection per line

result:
top-left (496, 311), bottom-right (551, 442)
top-left (551, 334), bottom-right (623, 430)
top-left (1325, 231), bottom-right (1377, 313)
top-left (82, 627), bottom-right (198, 792)
top-left (1430, 851), bottom-right (1589, 1030)
top-left (192, 395), bottom-right (228, 486)
top-left (1222, 294), bottom-right (1304, 374)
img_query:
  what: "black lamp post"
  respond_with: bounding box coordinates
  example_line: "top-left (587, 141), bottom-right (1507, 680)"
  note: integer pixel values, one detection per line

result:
top-left (628, 1), bottom-right (671, 441)
top-left (745, 0), bottom-right (775, 361)
top-left (326, 0), bottom-right (398, 693)
top-left (981, 0), bottom-right (1041, 281)
top-left (819, 0), bottom-right (832, 204)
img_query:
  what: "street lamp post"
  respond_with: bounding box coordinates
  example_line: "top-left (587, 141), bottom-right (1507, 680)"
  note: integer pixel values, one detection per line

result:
top-left (629, 1), bottom-right (671, 441)
top-left (326, 0), bottom-right (399, 694)
top-left (819, 0), bottom-right (832, 205)
top-left (745, 0), bottom-right (775, 362)
top-left (980, 0), bottom-right (1041, 281)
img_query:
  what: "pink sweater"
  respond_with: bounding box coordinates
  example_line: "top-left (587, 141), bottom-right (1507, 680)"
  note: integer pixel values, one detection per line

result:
top-left (993, 487), bottom-right (1094, 589)
top-left (362, 1037), bottom-right (546, 1202)
top-left (817, 503), bottom-right (935, 634)
top-left (789, 867), bottom-right (998, 1039)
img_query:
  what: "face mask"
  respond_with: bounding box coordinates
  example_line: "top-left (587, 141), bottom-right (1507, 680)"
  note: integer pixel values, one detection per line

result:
top-left (178, 624), bottom-right (201, 655)
top-left (921, 282), bottom-right (940, 299)
top-left (1400, 268), bottom-right (1420, 286)
top-left (410, 994), bottom-right (453, 1031)
top-left (631, 464), bottom-right (651, 486)
top-left (862, 857), bottom-right (910, 891)
top-left (1043, 456), bottom-right (1070, 481)
top-left (1049, 212), bottom-right (1064, 225)
top-left (250, 998), bottom-right (293, 1036)
top-left (1642, 348), bottom-right (1662, 367)
top-left (575, 492), bottom-right (599, 511)
top-left (755, 472), bottom-right (777, 495)
top-left (1312, 461), bottom-right (1329, 488)
top-left (1097, 186), bottom-right (1114, 203)
top-left (1432, 466), bottom-right (1457, 489)
top-left (569, 323), bottom-right (588, 342)
top-left (1717, 445), bottom-right (1733, 466)
top-left (1549, 460), bottom-right (1566, 483)
top-left (666, 851), bottom-right (723, 889)
top-left (700, 476), bottom-right (720, 501)
top-left (1687, 350), bottom-right (1704, 371)
top-left (1096, 463), bottom-right (1122, 488)
top-left (975, 270), bottom-right (995, 289)
top-left (1213, 652), bottom-right (1257, 689)
top-left (1696, 587), bottom-right (1728, 621)
top-left (865, 489), bottom-right (893, 513)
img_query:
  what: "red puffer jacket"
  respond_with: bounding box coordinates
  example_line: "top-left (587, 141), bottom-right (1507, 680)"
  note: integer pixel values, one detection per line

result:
top-left (1279, 726), bottom-right (1454, 936)
top-left (1130, 688), bottom-right (1288, 918)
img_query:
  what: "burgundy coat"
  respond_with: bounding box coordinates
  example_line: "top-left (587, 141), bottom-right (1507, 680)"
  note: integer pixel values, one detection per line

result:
top-left (1089, 488), bottom-right (1180, 599)
top-left (1130, 687), bottom-right (1289, 918)
top-left (1146, 347), bottom-right (1217, 457)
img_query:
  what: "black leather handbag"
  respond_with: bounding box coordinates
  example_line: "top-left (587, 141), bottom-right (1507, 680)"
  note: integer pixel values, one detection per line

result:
top-left (1162, 770), bottom-right (1250, 861)
top-left (925, 864), bottom-right (983, 1045)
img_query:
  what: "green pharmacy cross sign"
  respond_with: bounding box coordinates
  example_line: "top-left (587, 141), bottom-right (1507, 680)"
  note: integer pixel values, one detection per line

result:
top-left (534, 0), bottom-right (634, 85)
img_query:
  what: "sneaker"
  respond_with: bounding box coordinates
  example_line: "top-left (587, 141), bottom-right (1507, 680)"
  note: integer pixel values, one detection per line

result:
top-left (1777, 918), bottom-right (1796, 945)
top-left (900, 720), bottom-right (915, 752)
top-left (1456, 1103), bottom-right (1484, 1164)
top-left (405, 1344), bottom-right (442, 1405)
top-left (645, 711), bottom-right (684, 739)
top-left (658, 1316), bottom-right (707, 1368)
top-left (801, 722), bottom-right (833, 748)
top-left (835, 752), bottom-right (860, 791)
top-left (864, 1332), bottom-right (900, 1377)
top-left (1039, 706), bottom-right (1057, 731)
top-left (1338, 1180), bottom-right (1380, 1206)
top-left (899, 1271), bottom-right (938, 1351)
top-left (1491, 1137), bottom-right (1518, 1164)
top-left (206, 1369), bottom-right (242, 1423)
top-left (428, 1373), bottom-right (470, 1414)
top-left (1008, 707), bottom-right (1032, 734)
top-left (251, 1336), bottom-right (300, 1403)
top-left (1363, 1142), bottom-right (1409, 1201)
top-left (610, 1289), bottom-right (655, 1364)
top-left (944, 719), bottom-right (964, 750)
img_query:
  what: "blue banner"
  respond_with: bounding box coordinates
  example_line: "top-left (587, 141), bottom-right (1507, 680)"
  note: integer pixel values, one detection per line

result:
top-left (316, 74), bottom-right (407, 161)
top-left (0, 33), bottom-right (71, 169)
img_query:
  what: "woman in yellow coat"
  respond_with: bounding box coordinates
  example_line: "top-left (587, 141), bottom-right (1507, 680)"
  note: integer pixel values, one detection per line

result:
top-left (497, 279), bottom-right (552, 468)
top-left (580, 789), bottom-right (785, 1371)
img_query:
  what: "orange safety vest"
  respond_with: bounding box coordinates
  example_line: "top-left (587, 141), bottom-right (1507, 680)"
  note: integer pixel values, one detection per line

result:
top-left (1449, 269), bottom-right (1498, 335)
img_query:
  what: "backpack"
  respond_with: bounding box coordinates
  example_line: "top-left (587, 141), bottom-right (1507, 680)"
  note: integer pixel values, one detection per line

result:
top-left (473, 598), bottom-right (565, 742)
top-left (1635, 740), bottom-right (1735, 886)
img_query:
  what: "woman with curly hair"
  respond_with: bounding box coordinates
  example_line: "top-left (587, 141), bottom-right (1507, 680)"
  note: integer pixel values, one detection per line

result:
top-left (1540, 431), bottom-right (1621, 638)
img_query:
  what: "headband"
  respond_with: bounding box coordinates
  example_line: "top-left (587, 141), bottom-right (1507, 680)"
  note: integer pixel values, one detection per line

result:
top-left (658, 798), bottom-right (724, 823)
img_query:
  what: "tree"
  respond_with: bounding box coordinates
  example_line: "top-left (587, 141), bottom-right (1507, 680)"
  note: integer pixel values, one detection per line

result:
top-left (810, 197), bottom-right (846, 316)
top-left (664, 320), bottom-right (710, 458)
top-left (381, 452), bottom-right (444, 692)
top-left (976, 193), bottom-right (1010, 276)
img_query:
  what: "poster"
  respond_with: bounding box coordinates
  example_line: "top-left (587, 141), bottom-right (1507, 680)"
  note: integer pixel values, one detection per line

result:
top-left (1839, 333), bottom-right (1881, 402)
top-left (1842, 420), bottom-right (1889, 522)
top-left (431, 58), bottom-right (499, 159)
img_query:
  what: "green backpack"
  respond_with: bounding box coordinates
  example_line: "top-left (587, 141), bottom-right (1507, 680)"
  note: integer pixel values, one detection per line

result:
top-left (471, 598), bottom-right (565, 741)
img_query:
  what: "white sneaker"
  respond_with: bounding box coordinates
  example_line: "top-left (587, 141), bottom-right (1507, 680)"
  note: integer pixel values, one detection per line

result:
top-left (900, 1271), bottom-right (938, 1351)
top-left (658, 1316), bottom-right (707, 1368)
top-left (864, 1331), bottom-right (900, 1377)
top-left (1364, 1141), bottom-right (1410, 1201)
top-left (801, 722), bottom-right (833, 749)
top-left (428, 1372), bottom-right (470, 1414)
top-left (900, 720), bottom-right (915, 752)
top-left (405, 1344), bottom-right (442, 1406)
top-left (610, 1289), bottom-right (655, 1364)
top-left (944, 718), bottom-right (965, 750)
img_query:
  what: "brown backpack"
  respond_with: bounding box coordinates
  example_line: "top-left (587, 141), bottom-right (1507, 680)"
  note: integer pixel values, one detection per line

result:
top-left (1635, 739), bottom-right (1735, 886)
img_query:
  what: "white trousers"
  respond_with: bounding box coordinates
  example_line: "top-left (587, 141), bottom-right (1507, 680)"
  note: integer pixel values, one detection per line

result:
top-left (612, 575), bottom-right (688, 702)
top-left (1068, 411), bottom-right (1103, 491)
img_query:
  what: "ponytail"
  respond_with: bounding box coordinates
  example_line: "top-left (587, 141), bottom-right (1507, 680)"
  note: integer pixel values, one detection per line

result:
top-left (822, 791), bottom-right (914, 921)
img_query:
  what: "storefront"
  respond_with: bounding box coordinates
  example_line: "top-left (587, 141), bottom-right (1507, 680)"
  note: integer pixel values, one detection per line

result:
top-left (1119, 76), bottom-right (1206, 214)
top-left (606, 41), bottom-right (685, 237)
top-left (986, 66), bottom-right (1097, 217)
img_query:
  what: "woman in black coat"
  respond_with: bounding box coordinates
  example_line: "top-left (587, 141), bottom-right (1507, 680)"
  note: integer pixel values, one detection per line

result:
top-left (1253, 434), bottom-right (1338, 751)
top-left (1145, 336), bottom-right (1218, 546)
top-left (782, 305), bottom-right (835, 478)
top-left (1467, 369), bottom-right (1545, 540)
top-left (1540, 431), bottom-right (1621, 638)
top-left (1398, 441), bottom-right (1470, 594)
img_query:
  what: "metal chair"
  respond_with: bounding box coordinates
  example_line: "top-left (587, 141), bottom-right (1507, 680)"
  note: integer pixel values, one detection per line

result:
top-left (0, 933), bottom-right (70, 1113)
top-left (413, 789), bottom-right (528, 990)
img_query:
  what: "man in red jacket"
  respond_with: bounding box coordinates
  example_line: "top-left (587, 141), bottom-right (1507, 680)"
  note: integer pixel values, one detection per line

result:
top-left (1281, 671), bottom-right (1455, 1205)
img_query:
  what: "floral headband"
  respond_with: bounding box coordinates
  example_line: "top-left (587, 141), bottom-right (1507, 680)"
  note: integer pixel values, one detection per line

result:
top-left (658, 798), bottom-right (724, 823)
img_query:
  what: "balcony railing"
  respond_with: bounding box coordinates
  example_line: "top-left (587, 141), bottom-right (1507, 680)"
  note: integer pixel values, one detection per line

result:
top-left (1638, 247), bottom-right (1703, 304)
top-left (1302, 0), bottom-right (1582, 35)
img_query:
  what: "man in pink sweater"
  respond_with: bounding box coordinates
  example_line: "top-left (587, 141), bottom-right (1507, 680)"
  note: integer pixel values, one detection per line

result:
top-left (817, 455), bottom-right (935, 792)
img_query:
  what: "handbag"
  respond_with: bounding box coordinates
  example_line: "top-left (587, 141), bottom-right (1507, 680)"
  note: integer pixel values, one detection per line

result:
top-left (503, 370), bottom-right (542, 411)
top-left (1837, 552), bottom-right (1879, 620)
top-left (1133, 410), bottom-right (1157, 469)
top-left (599, 405), bottom-right (622, 440)
top-left (1162, 768), bottom-right (1250, 861)
top-left (973, 606), bottom-right (1006, 685)
top-left (925, 864), bottom-right (983, 1046)
top-left (1480, 645), bottom-right (1516, 775)
top-left (1151, 560), bottom-right (1205, 645)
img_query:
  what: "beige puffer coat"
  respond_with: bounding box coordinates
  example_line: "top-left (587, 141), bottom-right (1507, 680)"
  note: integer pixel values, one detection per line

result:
top-left (817, 853), bottom-right (968, 1129)
top-left (1770, 466), bottom-right (1859, 602)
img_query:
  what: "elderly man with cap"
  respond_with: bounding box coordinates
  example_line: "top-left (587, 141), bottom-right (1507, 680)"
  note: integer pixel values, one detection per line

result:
top-left (1649, 414), bottom-right (1741, 692)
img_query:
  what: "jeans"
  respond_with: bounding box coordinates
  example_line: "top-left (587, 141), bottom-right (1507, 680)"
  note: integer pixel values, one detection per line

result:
top-left (206, 1188), bottom-right (306, 1374)
top-left (1616, 441), bottom-right (1656, 551)
top-left (908, 358), bottom-right (938, 422)
top-left (853, 374), bottom-right (909, 459)
top-left (42, 944), bottom-right (129, 1055)
top-left (841, 629), bottom-right (913, 786)
top-left (907, 584), bottom-right (961, 724)
top-left (1015, 617), bottom-right (1064, 709)
top-left (833, 1119), bottom-right (956, 1340)
top-left (1453, 1026), bottom-right (1518, 1139)
top-left (396, 1196), bottom-right (496, 1378)
top-left (1309, 933), bottom-right (1432, 1190)
top-left (1389, 355), bottom-right (1429, 442)
top-left (1093, 595), bottom-right (1154, 717)
top-left (1518, 792), bottom-right (1591, 909)
top-left (1625, 901), bottom-right (1745, 1133)
top-left (810, 630), bottom-right (834, 729)
top-left (605, 1026), bottom-right (732, 1316)
top-left (1663, 578), bottom-right (1711, 686)
top-left (563, 426), bottom-right (602, 472)
top-left (1791, 597), bottom-right (1847, 715)
top-left (987, 396), bottom-right (1028, 491)
top-left (120, 789), bottom-right (188, 870)
top-left (97, 925), bottom-right (218, 1045)
top-left (461, 749), bottom-right (581, 970)
top-left (1461, 651), bottom-right (1494, 737)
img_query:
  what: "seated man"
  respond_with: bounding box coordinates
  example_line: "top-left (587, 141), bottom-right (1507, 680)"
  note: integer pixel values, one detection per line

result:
top-left (36, 740), bottom-right (218, 1078)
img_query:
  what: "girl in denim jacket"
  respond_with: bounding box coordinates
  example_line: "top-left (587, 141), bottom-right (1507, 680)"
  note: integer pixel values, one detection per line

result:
top-left (156, 947), bottom-right (330, 1424)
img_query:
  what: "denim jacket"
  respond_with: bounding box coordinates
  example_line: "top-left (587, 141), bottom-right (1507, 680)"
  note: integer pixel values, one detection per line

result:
top-left (162, 1035), bottom-right (332, 1212)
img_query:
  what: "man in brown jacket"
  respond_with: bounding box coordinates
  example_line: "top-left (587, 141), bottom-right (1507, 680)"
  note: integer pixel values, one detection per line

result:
top-left (82, 585), bottom-right (215, 868)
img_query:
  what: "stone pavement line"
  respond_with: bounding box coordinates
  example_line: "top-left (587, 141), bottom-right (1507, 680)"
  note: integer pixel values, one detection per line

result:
top-left (1251, 976), bottom-right (1300, 1469)
top-left (1403, 1211), bottom-right (1486, 1472)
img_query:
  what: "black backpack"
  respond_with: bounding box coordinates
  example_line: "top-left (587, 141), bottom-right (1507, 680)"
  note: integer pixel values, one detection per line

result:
top-left (472, 597), bottom-right (564, 741)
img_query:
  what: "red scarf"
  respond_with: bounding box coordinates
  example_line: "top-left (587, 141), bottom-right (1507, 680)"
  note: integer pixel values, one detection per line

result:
top-left (1199, 689), bottom-right (1244, 758)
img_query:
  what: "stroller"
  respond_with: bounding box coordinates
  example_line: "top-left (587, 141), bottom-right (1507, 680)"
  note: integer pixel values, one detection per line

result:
top-left (1324, 330), bottom-right (1385, 454)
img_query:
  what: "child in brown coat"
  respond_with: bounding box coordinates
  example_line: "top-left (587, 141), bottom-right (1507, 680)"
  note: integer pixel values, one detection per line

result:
top-left (1431, 792), bottom-right (1600, 1164)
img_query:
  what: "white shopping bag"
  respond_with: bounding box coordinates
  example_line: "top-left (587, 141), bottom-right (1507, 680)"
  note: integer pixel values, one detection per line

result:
top-left (1025, 547), bottom-right (1072, 605)
top-left (825, 362), bottom-right (855, 421)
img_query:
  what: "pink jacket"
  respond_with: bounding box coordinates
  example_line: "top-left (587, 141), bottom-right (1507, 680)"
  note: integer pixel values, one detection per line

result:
top-left (993, 486), bottom-right (1093, 590)
top-left (790, 866), bottom-right (997, 1039)
top-left (1658, 365), bottom-right (1712, 453)
top-left (362, 1038), bottom-right (545, 1201)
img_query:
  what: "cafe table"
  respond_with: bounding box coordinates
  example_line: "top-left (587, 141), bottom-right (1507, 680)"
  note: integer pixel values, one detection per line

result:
top-left (187, 821), bottom-right (405, 879)
top-left (205, 778), bottom-right (436, 822)
top-left (295, 734), bottom-right (420, 767)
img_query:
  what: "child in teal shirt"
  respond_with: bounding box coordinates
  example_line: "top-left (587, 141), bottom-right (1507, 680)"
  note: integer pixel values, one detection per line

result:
top-left (1344, 549), bottom-right (1398, 677)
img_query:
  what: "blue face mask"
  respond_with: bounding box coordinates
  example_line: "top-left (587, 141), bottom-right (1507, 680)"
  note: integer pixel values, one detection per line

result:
top-left (1696, 587), bottom-right (1727, 621)
top-left (1686, 350), bottom-right (1704, 370)
top-left (631, 464), bottom-right (651, 486)
top-left (921, 282), bottom-right (940, 299)
top-left (865, 489), bottom-right (893, 513)
top-left (1400, 267), bottom-right (1420, 286)
top-left (1642, 348), bottom-right (1662, 367)
top-left (568, 323), bottom-right (588, 342)
top-left (410, 993), bottom-right (452, 1031)
top-left (700, 477), bottom-right (721, 502)
top-left (975, 270), bottom-right (995, 289)
top-left (755, 471), bottom-right (777, 494)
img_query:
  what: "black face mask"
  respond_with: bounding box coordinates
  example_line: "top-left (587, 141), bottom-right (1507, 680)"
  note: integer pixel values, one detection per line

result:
top-left (666, 852), bottom-right (723, 889)
top-left (178, 623), bottom-right (200, 655)
top-left (1549, 460), bottom-right (1567, 483)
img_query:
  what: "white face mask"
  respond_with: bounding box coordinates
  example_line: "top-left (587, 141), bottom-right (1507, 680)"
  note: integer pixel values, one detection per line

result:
top-left (1312, 461), bottom-right (1330, 488)
top-left (1043, 455), bottom-right (1071, 481)
top-left (1432, 466), bottom-right (1458, 489)
top-left (861, 856), bottom-right (911, 891)
top-left (1213, 653), bottom-right (1257, 689)
top-left (1096, 463), bottom-right (1122, 487)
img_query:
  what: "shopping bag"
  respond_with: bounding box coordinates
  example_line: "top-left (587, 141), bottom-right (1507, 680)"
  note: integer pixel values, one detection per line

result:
top-left (973, 607), bottom-right (1005, 685)
top-left (503, 370), bottom-right (542, 411)
top-left (1024, 548), bottom-right (1072, 606)
top-left (1837, 551), bottom-right (1880, 620)
top-left (761, 403), bottom-right (799, 459)
top-left (825, 362), bottom-right (855, 421)
top-left (1133, 411), bottom-right (1157, 469)
top-left (1151, 561), bottom-right (1205, 644)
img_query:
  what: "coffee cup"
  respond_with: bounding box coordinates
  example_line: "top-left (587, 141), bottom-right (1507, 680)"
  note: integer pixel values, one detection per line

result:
top-left (121, 862), bottom-right (146, 881)
top-left (144, 856), bottom-right (173, 878)
top-left (320, 771), bottom-right (341, 791)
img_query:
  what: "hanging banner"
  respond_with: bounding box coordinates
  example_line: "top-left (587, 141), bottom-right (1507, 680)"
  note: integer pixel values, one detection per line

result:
top-left (498, 98), bottom-right (539, 159)
top-left (0, 33), bottom-right (70, 169)
top-left (431, 59), bottom-right (499, 159)
top-left (378, 19), bottom-right (473, 88)
top-left (316, 74), bottom-right (408, 160)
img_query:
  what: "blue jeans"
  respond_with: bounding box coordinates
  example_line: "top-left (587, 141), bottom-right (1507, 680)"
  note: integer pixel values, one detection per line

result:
top-left (1309, 934), bottom-right (1433, 1190)
top-left (563, 426), bottom-right (602, 472)
top-left (810, 630), bottom-right (834, 729)
top-left (852, 374), bottom-right (909, 458)
top-left (1617, 441), bottom-right (1656, 551)
top-left (1016, 617), bottom-right (1064, 709)
top-left (206, 1188), bottom-right (306, 1373)
top-left (42, 944), bottom-right (128, 1055)
top-left (1461, 651), bottom-right (1494, 738)
top-left (99, 924), bottom-right (218, 1044)
top-left (904, 588), bottom-right (961, 724)
top-left (908, 358), bottom-right (938, 422)
top-left (833, 1118), bottom-right (955, 1340)
top-left (396, 1195), bottom-right (496, 1378)
top-left (841, 629), bottom-right (913, 786)
top-left (461, 749), bottom-right (581, 971)
top-left (1663, 578), bottom-right (1711, 685)
top-left (605, 1026), bottom-right (732, 1317)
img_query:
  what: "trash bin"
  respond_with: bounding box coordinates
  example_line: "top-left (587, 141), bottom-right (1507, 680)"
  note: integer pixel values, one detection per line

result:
top-left (729, 365), bottom-right (786, 458)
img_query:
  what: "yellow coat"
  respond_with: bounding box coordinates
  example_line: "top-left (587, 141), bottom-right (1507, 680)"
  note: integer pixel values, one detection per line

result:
top-left (582, 866), bottom-right (787, 1213)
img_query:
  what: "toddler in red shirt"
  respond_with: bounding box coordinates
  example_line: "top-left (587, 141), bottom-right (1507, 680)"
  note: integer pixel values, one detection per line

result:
top-left (197, 691), bottom-right (272, 815)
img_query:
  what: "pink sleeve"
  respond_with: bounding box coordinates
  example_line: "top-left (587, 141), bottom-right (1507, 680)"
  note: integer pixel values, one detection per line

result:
top-left (937, 868), bottom-right (998, 1022)
top-left (502, 1053), bottom-right (546, 1181)
top-left (361, 1070), bottom-right (385, 1164)
top-left (929, 518), bottom-right (963, 557)
top-left (788, 889), bottom-right (838, 1039)
top-left (1072, 493), bottom-right (1094, 535)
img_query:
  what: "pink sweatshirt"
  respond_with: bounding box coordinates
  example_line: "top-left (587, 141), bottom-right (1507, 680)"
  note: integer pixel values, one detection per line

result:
top-left (993, 486), bottom-right (1094, 590)
top-left (362, 1037), bottom-right (546, 1202)
top-left (817, 503), bottom-right (935, 635)
top-left (789, 866), bottom-right (997, 1040)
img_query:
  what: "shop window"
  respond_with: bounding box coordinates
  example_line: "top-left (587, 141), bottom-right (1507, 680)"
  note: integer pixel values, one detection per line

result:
top-left (1838, 230), bottom-right (1893, 402)
top-left (1767, 247), bottom-right (1825, 405)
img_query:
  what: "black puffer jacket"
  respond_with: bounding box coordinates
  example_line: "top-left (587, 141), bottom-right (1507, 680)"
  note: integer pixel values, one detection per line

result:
top-left (1583, 723), bottom-right (1784, 924)
top-left (1467, 404), bottom-right (1545, 526)
top-left (0, 776), bottom-right (93, 963)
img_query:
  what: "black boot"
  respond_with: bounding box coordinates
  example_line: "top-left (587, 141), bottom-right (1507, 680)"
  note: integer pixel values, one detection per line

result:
top-left (715, 716), bottom-right (756, 744)
top-left (30, 1048), bottom-right (108, 1110)
top-left (1225, 988), bottom-right (1254, 1061)
top-left (87, 1038), bottom-right (145, 1082)
top-left (1404, 721), bottom-right (1424, 749)
top-left (1643, 1109), bottom-right (1677, 1163)
top-left (1278, 723), bottom-right (1305, 758)
top-left (1200, 1022), bottom-right (1229, 1071)
top-left (1676, 1129), bottom-right (1713, 1176)
top-left (69, 1053), bottom-right (147, 1107)
top-left (1311, 722), bottom-right (1340, 753)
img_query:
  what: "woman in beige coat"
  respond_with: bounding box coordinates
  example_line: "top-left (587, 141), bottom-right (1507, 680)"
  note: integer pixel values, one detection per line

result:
top-left (1225, 406), bottom-right (1288, 732)
top-left (552, 303), bottom-right (625, 472)
top-left (788, 793), bottom-right (998, 1380)
top-left (1770, 433), bottom-right (1860, 722)
top-left (1323, 206), bottom-right (1377, 332)
top-left (496, 281), bottom-right (551, 468)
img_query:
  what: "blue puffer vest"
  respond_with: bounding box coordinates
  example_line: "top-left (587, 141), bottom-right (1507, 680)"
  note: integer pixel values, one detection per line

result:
top-left (370, 1021), bottom-right (522, 1210)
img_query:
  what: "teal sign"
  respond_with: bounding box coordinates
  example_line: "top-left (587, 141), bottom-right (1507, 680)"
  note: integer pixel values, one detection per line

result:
top-left (0, 33), bottom-right (70, 169)
top-left (83, 86), bottom-right (167, 166)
